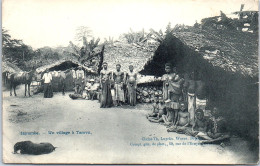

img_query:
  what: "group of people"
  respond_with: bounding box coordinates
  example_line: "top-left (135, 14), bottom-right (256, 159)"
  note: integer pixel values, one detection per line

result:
top-left (41, 62), bottom-right (138, 108)
top-left (69, 62), bottom-right (137, 108)
top-left (99, 62), bottom-right (137, 108)
top-left (41, 62), bottom-right (229, 142)
top-left (147, 63), bottom-right (229, 142)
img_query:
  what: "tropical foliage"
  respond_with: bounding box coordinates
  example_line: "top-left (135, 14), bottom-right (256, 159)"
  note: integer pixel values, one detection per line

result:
top-left (2, 28), bottom-right (34, 70)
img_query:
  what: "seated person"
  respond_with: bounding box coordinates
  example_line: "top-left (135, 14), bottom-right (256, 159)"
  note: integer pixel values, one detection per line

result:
top-left (177, 109), bottom-right (208, 137)
top-left (167, 102), bottom-right (190, 132)
top-left (148, 98), bottom-right (166, 123)
top-left (161, 99), bottom-right (176, 126)
top-left (85, 80), bottom-right (92, 100)
top-left (206, 107), bottom-right (230, 139)
top-left (69, 93), bottom-right (86, 100)
top-left (86, 79), bottom-right (99, 100)
top-left (146, 97), bottom-right (159, 118)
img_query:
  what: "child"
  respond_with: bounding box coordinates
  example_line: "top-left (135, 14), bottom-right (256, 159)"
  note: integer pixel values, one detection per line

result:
top-left (161, 99), bottom-right (175, 126)
top-left (176, 102), bottom-right (190, 126)
top-left (95, 78), bottom-right (101, 102)
top-left (167, 102), bottom-right (190, 132)
top-left (146, 97), bottom-right (160, 118)
top-left (148, 97), bottom-right (166, 123)
top-left (169, 109), bottom-right (208, 137)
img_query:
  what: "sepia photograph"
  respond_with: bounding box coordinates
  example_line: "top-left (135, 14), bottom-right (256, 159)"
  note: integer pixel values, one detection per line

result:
top-left (2, 0), bottom-right (259, 164)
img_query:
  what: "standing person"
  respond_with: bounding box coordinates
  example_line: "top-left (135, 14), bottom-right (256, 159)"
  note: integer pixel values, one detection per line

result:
top-left (42, 69), bottom-right (53, 98)
top-left (75, 66), bottom-right (85, 95)
top-left (126, 65), bottom-right (137, 106)
top-left (58, 71), bottom-right (66, 95)
top-left (161, 64), bottom-right (183, 126)
top-left (100, 62), bottom-right (113, 108)
top-left (195, 71), bottom-right (207, 111)
top-left (183, 71), bottom-right (196, 125)
top-left (71, 68), bottom-right (77, 93)
top-left (113, 64), bottom-right (125, 106)
top-left (182, 73), bottom-right (190, 102)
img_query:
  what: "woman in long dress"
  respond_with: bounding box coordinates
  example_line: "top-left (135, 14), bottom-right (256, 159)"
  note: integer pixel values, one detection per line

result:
top-left (126, 65), bottom-right (137, 106)
top-left (100, 62), bottom-right (113, 108)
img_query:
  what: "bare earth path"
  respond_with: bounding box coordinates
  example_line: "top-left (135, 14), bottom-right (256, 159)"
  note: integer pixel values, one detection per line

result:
top-left (2, 86), bottom-right (258, 164)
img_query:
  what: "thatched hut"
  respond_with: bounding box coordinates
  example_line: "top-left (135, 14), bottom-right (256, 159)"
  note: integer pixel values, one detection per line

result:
top-left (36, 59), bottom-right (96, 73)
top-left (36, 60), bottom-right (97, 91)
top-left (140, 28), bottom-right (258, 150)
top-left (2, 61), bottom-right (23, 86)
top-left (2, 61), bottom-right (22, 73)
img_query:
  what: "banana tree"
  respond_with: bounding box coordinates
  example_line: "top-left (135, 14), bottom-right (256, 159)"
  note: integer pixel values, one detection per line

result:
top-left (80, 36), bottom-right (100, 62)
top-left (123, 28), bottom-right (148, 44)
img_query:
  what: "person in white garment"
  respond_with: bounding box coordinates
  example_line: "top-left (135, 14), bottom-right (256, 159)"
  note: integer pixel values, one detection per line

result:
top-left (75, 66), bottom-right (85, 95)
top-left (42, 69), bottom-right (53, 98)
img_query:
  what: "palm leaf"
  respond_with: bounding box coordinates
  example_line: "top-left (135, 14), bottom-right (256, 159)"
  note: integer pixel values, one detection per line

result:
top-left (94, 38), bottom-right (100, 48)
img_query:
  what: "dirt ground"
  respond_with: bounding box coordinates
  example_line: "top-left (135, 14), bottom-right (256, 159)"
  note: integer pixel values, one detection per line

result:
top-left (2, 85), bottom-right (259, 164)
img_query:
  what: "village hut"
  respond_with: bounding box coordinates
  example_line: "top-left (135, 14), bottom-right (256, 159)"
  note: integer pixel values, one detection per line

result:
top-left (139, 27), bottom-right (258, 150)
top-left (2, 61), bottom-right (22, 73)
top-left (103, 41), bottom-right (161, 103)
top-left (36, 60), bottom-right (97, 91)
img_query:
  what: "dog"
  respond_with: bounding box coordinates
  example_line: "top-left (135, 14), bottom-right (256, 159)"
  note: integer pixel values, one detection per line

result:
top-left (14, 141), bottom-right (56, 155)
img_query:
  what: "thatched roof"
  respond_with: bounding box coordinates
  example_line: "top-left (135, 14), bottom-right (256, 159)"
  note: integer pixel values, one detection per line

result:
top-left (141, 28), bottom-right (258, 78)
top-left (2, 61), bottom-right (22, 73)
top-left (104, 41), bottom-right (158, 73)
top-left (232, 10), bottom-right (258, 15)
top-left (172, 28), bottom-right (258, 77)
top-left (36, 59), bottom-right (96, 74)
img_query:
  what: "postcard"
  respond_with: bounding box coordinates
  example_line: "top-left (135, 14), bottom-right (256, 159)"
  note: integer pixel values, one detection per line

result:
top-left (2, 0), bottom-right (259, 164)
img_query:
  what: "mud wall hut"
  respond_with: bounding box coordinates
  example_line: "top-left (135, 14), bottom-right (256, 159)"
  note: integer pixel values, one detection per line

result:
top-left (36, 60), bottom-right (97, 91)
top-left (140, 28), bottom-right (259, 150)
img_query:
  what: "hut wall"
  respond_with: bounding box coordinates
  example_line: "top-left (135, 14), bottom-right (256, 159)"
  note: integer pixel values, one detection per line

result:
top-left (43, 71), bottom-right (97, 92)
top-left (64, 72), bottom-right (74, 91)
top-left (140, 33), bottom-right (259, 150)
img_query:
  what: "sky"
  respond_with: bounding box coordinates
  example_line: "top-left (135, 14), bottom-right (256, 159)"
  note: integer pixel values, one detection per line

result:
top-left (2, 0), bottom-right (258, 49)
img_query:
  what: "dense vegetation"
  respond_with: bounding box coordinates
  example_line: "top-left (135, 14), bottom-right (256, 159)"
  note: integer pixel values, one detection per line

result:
top-left (2, 27), bottom-right (103, 71)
